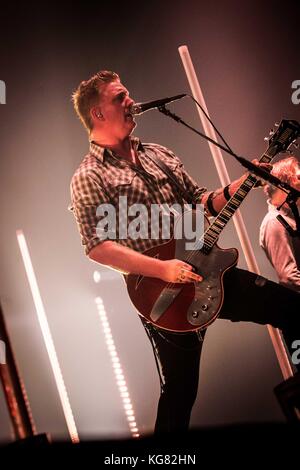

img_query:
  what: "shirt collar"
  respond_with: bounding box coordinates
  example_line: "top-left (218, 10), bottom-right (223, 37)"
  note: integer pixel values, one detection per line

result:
top-left (267, 200), bottom-right (293, 218)
top-left (89, 136), bottom-right (143, 162)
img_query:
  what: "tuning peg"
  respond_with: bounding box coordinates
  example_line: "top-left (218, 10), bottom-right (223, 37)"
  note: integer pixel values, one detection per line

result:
top-left (274, 122), bottom-right (280, 127)
top-left (293, 142), bottom-right (299, 149)
top-left (264, 136), bottom-right (269, 141)
top-left (269, 129), bottom-right (275, 135)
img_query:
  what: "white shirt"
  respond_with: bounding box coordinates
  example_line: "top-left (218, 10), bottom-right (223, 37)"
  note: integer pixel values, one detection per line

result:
top-left (260, 201), bottom-right (300, 293)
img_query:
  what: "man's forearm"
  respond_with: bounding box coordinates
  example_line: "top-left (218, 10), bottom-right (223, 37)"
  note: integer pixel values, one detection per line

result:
top-left (201, 175), bottom-right (246, 216)
top-left (88, 240), bottom-right (164, 278)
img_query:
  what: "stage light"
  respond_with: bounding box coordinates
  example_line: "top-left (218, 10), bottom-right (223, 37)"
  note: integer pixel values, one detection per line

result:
top-left (95, 296), bottom-right (140, 438)
top-left (93, 271), bottom-right (101, 283)
top-left (16, 230), bottom-right (79, 444)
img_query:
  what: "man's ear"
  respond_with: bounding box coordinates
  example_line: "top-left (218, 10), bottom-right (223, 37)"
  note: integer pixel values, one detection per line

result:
top-left (91, 107), bottom-right (104, 121)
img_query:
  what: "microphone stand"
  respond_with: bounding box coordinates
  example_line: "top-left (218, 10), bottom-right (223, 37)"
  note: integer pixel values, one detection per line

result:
top-left (158, 105), bottom-right (300, 238)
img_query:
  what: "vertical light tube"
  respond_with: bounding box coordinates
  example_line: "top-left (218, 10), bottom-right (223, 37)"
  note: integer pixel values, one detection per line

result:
top-left (16, 230), bottom-right (80, 443)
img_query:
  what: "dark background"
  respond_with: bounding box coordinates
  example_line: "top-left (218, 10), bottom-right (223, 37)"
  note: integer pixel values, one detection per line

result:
top-left (0, 0), bottom-right (299, 442)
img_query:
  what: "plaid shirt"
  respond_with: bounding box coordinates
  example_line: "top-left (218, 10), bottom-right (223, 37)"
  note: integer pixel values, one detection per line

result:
top-left (70, 137), bottom-right (206, 255)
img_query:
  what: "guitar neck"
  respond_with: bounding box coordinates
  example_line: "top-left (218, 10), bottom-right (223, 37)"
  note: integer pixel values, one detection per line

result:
top-left (202, 149), bottom-right (276, 252)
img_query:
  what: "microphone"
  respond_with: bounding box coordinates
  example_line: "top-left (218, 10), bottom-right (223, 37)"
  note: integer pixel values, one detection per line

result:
top-left (129, 93), bottom-right (187, 115)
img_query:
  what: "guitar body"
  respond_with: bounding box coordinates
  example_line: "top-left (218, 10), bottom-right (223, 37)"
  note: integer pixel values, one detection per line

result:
top-left (126, 211), bottom-right (238, 332)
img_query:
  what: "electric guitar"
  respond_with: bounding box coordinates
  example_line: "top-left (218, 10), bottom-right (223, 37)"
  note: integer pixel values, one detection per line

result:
top-left (126, 120), bottom-right (300, 332)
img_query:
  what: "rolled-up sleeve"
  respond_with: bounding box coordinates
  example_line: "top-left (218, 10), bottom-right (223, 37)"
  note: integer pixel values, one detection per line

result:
top-left (70, 170), bottom-right (111, 255)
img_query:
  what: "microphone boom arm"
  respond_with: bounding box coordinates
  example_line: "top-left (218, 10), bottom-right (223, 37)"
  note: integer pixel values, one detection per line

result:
top-left (158, 105), bottom-right (300, 237)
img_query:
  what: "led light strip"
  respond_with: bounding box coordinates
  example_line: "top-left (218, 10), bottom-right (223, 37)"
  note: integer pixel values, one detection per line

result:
top-left (16, 230), bottom-right (79, 443)
top-left (95, 296), bottom-right (140, 438)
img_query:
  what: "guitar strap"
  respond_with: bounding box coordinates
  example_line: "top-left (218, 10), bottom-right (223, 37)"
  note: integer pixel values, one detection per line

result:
top-left (146, 149), bottom-right (193, 204)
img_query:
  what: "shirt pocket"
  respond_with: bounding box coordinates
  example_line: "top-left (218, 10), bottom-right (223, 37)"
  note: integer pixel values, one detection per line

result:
top-left (106, 168), bottom-right (137, 200)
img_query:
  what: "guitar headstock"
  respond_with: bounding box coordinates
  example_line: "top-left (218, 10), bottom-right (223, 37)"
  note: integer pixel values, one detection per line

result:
top-left (267, 119), bottom-right (300, 155)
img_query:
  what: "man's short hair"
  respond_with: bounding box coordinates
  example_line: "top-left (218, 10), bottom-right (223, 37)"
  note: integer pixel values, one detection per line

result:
top-left (72, 70), bottom-right (119, 133)
top-left (264, 155), bottom-right (300, 199)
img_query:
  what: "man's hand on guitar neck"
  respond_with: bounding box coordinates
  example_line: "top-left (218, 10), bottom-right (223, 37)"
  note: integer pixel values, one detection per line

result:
top-left (89, 241), bottom-right (202, 284)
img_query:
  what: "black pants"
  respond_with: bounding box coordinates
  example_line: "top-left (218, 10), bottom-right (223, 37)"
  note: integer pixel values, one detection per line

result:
top-left (142, 267), bottom-right (300, 434)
